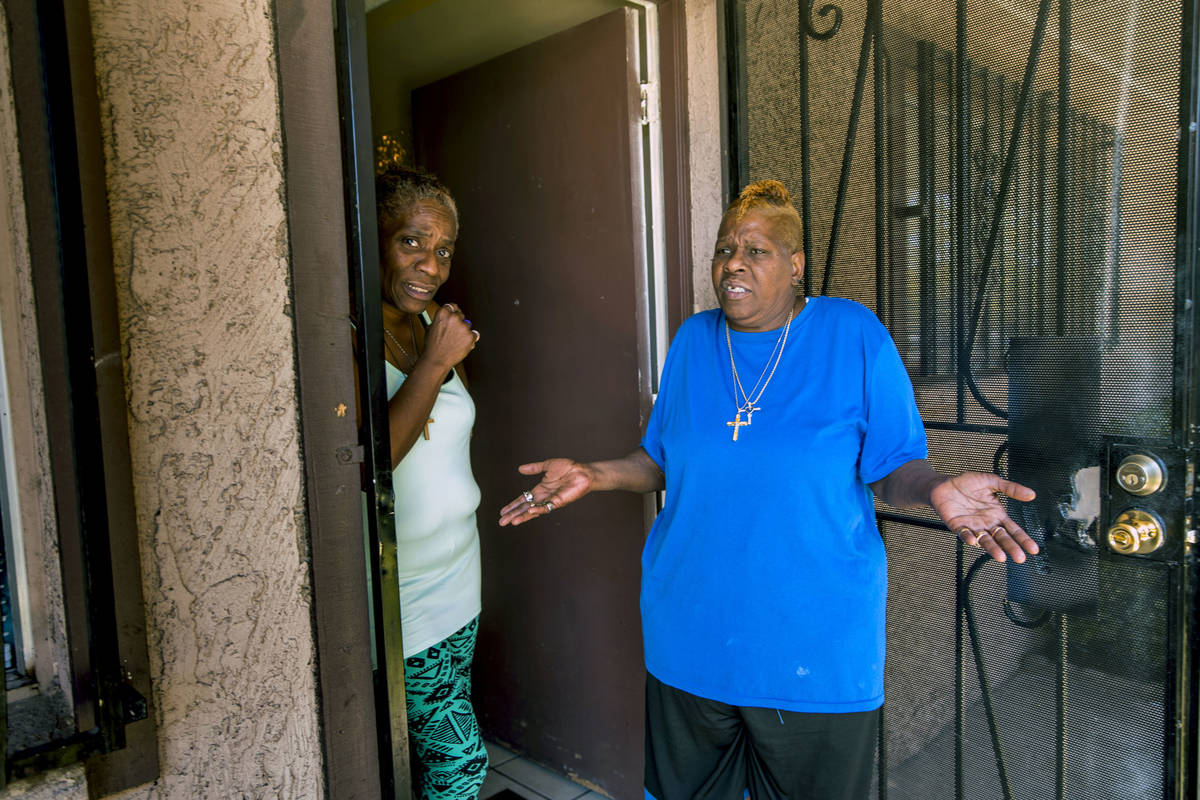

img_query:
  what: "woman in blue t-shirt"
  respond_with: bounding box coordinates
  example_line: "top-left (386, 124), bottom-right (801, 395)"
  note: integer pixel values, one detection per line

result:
top-left (498, 179), bottom-right (1038, 800)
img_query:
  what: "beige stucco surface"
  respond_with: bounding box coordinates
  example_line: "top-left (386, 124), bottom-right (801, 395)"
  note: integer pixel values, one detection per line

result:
top-left (81, 0), bottom-right (323, 796)
top-left (685, 0), bottom-right (723, 312)
top-left (0, 766), bottom-right (87, 800)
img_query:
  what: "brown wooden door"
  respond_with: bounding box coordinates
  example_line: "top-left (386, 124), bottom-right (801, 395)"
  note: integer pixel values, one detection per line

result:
top-left (413, 9), bottom-right (650, 798)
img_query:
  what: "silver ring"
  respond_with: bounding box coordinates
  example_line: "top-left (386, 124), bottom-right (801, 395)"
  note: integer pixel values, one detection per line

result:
top-left (544, 502), bottom-right (555, 512)
top-left (522, 490), bottom-right (534, 503)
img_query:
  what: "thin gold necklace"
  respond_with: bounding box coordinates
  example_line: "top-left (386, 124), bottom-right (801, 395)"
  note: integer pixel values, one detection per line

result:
top-left (724, 306), bottom-right (795, 442)
top-left (383, 315), bottom-right (435, 440)
top-left (730, 317), bottom-right (789, 410)
top-left (383, 314), bottom-right (421, 363)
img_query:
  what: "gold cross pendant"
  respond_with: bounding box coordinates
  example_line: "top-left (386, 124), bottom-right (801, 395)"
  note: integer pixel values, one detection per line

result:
top-left (726, 411), bottom-right (749, 441)
top-left (422, 418), bottom-right (434, 440)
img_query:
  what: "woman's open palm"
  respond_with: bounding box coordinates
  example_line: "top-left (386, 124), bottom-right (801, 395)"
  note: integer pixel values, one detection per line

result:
top-left (930, 472), bottom-right (1039, 563)
top-left (498, 458), bottom-right (596, 526)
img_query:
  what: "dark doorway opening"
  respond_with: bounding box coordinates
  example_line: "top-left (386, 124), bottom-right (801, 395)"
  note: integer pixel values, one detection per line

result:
top-left (351, 2), bottom-right (693, 797)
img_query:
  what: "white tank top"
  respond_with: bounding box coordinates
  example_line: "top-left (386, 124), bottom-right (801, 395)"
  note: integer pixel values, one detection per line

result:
top-left (387, 351), bottom-right (482, 657)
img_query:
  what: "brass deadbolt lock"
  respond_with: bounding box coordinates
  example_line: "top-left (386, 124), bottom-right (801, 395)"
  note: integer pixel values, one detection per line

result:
top-left (1107, 508), bottom-right (1165, 556)
top-left (1116, 454), bottom-right (1165, 496)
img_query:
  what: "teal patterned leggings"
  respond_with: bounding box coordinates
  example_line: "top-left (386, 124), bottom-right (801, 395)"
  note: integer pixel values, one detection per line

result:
top-left (405, 617), bottom-right (488, 800)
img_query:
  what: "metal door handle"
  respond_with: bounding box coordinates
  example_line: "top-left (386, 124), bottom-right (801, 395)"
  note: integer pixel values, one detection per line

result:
top-left (1106, 508), bottom-right (1165, 555)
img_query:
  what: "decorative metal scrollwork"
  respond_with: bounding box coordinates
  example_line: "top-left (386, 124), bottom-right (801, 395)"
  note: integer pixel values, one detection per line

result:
top-left (805, 0), bottom-right (843, 40)
top-left (971, 144), bottom-right (1001, 265)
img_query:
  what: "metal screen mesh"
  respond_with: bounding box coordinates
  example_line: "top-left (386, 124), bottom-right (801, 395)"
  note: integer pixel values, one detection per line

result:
top-left (728, 0), bottom-right (1185, 796)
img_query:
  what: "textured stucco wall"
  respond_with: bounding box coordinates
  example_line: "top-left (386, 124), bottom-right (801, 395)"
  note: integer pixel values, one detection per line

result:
top-left (0, 766), bottom-right (87, 800)
top-left (685, 0), bottom-right (722, 312)
top-left (82, 1), bottom-right (323, 796)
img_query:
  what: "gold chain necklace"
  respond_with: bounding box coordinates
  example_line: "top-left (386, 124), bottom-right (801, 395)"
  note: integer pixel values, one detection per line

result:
top-left (383, 327), bottom-right (410, 360)
top-left (384, 315), bottom-right (435, 440)
top-left (383, 314), bottom-right (421, 362)
top-left (729, 316), bottom-right (789, 410)
top-left (724, 307), bottom-right (794, 442)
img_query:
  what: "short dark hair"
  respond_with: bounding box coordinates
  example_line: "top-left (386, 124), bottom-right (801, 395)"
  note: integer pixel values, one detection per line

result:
top-left (375, 165), bottom-right (459, 232)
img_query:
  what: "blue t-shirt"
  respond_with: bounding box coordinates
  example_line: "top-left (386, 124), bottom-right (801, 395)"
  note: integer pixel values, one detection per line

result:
top-left (639, 297), bottom-right (927, 712)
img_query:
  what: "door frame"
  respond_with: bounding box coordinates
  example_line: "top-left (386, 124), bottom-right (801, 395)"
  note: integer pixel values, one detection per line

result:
top-left (1174, 0), bottom-right (1199, 792)
top-left (276, 1), bottom-right (384, 798)
top-left (277, 1), bottom-right (694, 796)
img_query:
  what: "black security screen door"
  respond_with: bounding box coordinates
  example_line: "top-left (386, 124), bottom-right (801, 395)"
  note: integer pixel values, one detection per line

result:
top-left (724, 0), bottom-right (1198, 798)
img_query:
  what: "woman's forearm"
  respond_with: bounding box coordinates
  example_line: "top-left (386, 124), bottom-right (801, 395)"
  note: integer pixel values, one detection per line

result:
top-left (869, 459), bottom-right (946, 509)
top-left (589, 448), bottom-right (665, 494)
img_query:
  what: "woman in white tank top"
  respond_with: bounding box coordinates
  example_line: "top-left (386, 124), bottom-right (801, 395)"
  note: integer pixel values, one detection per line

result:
top-left (374, 166), bottom-right (486, 800)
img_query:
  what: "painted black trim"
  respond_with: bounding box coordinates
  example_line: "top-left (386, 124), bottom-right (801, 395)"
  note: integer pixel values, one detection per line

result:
top-left (798, 0), bottom-right (816, 295)
top-left (719, 0), bottom-right (747, 204)
top-left (821, 0), bottom-right (876, 296)
top-left (332, 1), bottom-right (411, 797)
top-left (1172, 0), bottom-right (1199, 791)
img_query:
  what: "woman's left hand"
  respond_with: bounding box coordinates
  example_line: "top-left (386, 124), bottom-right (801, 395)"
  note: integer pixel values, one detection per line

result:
top-left (931, 473), bottom-right (1039, 563)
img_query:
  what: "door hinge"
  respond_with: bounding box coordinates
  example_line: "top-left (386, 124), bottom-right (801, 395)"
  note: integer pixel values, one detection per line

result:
top-left (639, 82), bottom-right (658, 126)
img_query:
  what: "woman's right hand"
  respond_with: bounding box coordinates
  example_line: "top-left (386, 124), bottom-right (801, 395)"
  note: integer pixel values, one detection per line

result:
top-left (499, 458), bottom-right (597, 526)
top-left (421, 302), bottom-right (478, 370)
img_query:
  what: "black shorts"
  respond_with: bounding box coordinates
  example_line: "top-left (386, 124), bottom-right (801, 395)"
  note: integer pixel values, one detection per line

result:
top-left (644, 673), bottom-right (879, 800)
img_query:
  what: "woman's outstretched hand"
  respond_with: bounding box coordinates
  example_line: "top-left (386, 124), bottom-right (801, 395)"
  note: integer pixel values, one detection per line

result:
top-left (499, 458), bottom-right (596, 526)
top-left (499, 449), bottom-right (664, 527)
top-left (931, 472), bottom-right (1039, 563)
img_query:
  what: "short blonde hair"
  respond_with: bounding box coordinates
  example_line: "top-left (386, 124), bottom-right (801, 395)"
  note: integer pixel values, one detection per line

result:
top-left (724, 179), bottom-right (803, 252)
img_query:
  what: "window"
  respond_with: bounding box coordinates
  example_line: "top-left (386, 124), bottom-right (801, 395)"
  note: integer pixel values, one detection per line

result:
top-left (887, 38), bottom-right (1120, 378)
top-left (0, 0), bottom-right (155, 789)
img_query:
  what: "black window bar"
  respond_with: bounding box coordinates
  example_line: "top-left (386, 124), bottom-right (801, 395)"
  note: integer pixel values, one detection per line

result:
top-left (898, 39), bottom-right (1120, 380)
